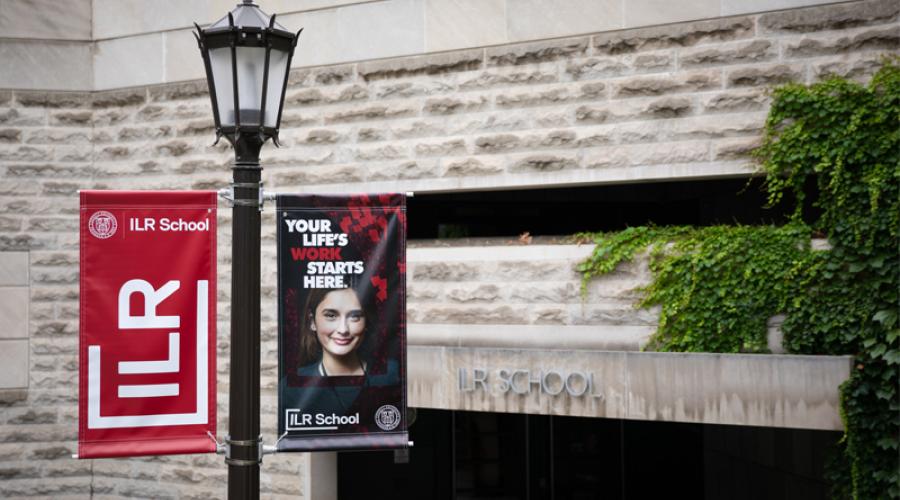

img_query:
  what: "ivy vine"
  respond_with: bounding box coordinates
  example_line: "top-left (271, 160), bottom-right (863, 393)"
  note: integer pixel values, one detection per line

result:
top-left (578, 224), bottom-right (822, 352)
top-left (577, 60), bottom-right (899, 498)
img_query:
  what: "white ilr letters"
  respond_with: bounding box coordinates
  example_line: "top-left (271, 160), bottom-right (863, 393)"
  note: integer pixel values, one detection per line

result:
top-left (118, 279), bottom-right (181, 329)
top-left (88, 279), bottom-right (209, 429)
top-left (116, 280), bottom-right (182, 398)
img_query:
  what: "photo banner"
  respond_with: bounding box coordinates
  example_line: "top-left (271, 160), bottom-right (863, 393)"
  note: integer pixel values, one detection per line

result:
top-left (277, 194), bottom-right (407, 452)
top-left (79, 191), bottom-right (217, 459)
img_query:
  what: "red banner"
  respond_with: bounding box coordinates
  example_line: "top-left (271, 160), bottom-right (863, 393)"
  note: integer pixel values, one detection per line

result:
top-left (79, 191), bottom-right (217, 458)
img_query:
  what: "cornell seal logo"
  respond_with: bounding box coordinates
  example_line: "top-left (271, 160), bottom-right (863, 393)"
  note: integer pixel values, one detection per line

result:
top-left (374, 405), bottom-right (401, 431)
top-left (88, 211), bottom-right (117, 239)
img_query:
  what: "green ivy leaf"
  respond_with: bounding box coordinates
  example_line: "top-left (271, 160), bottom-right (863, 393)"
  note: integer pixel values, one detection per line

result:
top-left (883, 350), bottom-right (900, 366)
top-left (873, 309), bottom-right (897, 328)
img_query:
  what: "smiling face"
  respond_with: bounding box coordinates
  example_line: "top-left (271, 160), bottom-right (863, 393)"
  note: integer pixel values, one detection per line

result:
top-left (311, 288), bottom-right (366, 360)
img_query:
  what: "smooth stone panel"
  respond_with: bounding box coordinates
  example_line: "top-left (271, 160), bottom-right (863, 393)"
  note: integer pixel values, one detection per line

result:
top-left (0, 41), bottom-right (92, 91)
top-left (164, 29), bottom-right (206, 83)
top-left (0, 339), bottom-right (28, 389)
top-left (506, 0), bottom-right (623, 42)
top-left (425, 0), bottom-right (508, 52)
top-left (409, 346), bottom-right (852, 430)
top-left (767, 314), bottom-right (786, 354)
top-left (408, 346), bottom-right (448, 416)
top-left (93, 0), bottom-right (399, 40)
top-left (290, 0), bottom-right (373, 10)
top-left (625, 0), bottom-right (721, 28)
top-left (722, 0), bottom-right (839, 16)
top-left (280, 9), bottom-right (344, 68)
top-left (0, 252), bottom-right (28, 286)
top-left (306, 451), bottom-right (338, 500)
top-left (334, 0), bottom-right (425, 63)
top-left (0, 0), bottom-right (92, 40)
top-left (288, 0), bottom-right (425, 68)
top-left (93, 0), bottom-right (212, 40)
top-left (211, 0), bottom-right (371, 15)
top-left (625, 353), bottom-right (848, 429)
top-left (0, 287), bottom-right (28, 340)
top-left (93, 34), bottom-right (164, 91)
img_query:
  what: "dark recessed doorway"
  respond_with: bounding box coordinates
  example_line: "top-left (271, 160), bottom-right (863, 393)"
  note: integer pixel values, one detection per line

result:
top-left (337, 409), bottom-right (839, 500)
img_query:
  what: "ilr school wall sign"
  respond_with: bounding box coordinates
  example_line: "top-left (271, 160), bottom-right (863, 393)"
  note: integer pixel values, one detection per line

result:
top-left (408, 345), bottom-right (851, 430)
top-left (458, 367), bottom-right (604, 398)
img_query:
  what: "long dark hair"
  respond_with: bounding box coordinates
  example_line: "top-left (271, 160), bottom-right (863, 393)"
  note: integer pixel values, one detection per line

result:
top-left (298, 281), bottom-right (376, 366)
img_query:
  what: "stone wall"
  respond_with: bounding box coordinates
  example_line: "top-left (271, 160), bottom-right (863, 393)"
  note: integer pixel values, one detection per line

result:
top-left (0, 0), bottom-right (896, 497)
top-left (408, 242), bottom-right (656, 351)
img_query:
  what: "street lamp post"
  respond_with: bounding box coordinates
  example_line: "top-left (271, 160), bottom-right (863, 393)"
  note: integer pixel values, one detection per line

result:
top-left (194, 3), bottom-right (299, 498)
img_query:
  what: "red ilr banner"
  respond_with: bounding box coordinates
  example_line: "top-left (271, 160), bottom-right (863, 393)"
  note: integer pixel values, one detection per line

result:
top-left (79, 191), bottom-right (217, 458)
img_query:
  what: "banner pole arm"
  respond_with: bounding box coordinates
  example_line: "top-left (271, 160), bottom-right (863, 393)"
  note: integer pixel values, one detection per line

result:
top-left (261, 432), bottom-right (287, 456)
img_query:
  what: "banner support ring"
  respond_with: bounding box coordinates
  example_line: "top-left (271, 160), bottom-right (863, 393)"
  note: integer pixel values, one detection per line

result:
top-left (222, 434), bottom-right (265, 465)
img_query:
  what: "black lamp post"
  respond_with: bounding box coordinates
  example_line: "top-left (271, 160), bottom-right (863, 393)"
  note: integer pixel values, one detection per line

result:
top-left (194, 2), bottom-right (299, 498)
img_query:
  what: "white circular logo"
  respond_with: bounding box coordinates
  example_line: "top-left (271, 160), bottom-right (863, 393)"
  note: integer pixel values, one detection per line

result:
top-left (88, 211), bottom-right (117, 239)
top-left (374, 405), bottom-right (401, 431)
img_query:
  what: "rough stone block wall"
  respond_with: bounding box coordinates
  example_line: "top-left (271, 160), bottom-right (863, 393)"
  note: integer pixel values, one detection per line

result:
top-left (408, 242), bottom-right (657, 351)
top-left (0, 0), bottom-right (896, 497)
top-left (256, 0), bottom-right (896, 194)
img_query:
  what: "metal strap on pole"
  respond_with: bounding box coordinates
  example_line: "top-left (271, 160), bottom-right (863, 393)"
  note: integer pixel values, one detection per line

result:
top-left (224, 435), bottom-right (265, 465)
top-left (218, 182), bottom-right (267, 209)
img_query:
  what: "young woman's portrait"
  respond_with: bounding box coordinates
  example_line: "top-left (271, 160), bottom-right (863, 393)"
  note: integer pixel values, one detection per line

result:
top-left (296, 282), bottom-right (399, 383)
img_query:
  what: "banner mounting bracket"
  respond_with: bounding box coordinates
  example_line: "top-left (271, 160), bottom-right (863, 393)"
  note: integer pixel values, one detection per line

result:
top-left (207, 430), bottom-right (227, 455)
top-left (218, 182), bottom-right (268, 210)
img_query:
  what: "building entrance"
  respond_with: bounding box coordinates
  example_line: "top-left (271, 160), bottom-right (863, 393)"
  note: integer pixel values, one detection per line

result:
top-left (338, 410), bottom-right (838, 499)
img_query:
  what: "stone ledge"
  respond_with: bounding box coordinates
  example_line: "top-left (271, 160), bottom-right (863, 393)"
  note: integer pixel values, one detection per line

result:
top-left (358, 49), bottom-right (484, 81)
top-left (486, 37), bottom-right (589, 66)
top-left (410, 235), bottom-right (575, 248)
top-left (758, 0), bottom-right (899, 34)
top-left (409, 324), bottom-right (652, 351)
top-left (12, 91), bottom-right (91, 109)
top-left (593, 16), bottom-right (754, 54)
top-left (410, 243), bottom-right (593, 262)
top-left (92, 88), bottom-right (147, 108)
top-left (0, 389), bottom-right (28, 405)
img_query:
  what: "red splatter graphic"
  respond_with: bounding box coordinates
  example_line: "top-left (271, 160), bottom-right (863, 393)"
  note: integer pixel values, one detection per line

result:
top-left (371, 275), bottom-right (388, 302)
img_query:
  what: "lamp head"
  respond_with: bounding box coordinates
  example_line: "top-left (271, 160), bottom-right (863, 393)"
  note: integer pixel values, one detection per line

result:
top-left (195, 2), bottom-right (301, 161)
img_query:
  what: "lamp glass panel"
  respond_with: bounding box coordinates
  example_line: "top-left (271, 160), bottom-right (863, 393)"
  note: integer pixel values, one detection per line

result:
top-left (235, 46), bottom-right (266, 126)
top-left (208, 47), bottom-right (235, 127)
top-left (263, 48), bottom-right (289, 128)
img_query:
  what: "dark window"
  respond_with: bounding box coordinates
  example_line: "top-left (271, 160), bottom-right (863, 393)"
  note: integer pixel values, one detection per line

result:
top-left (407, 177), bottom-right (815, 239)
